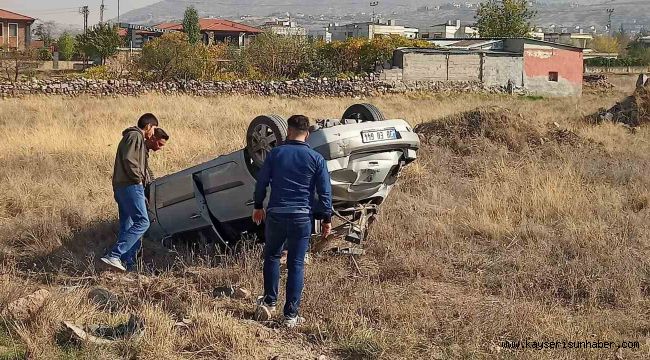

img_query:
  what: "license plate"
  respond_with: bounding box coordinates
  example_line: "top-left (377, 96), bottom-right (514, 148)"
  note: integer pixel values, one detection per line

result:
top-left (361, 128), bottom-right (397, 143)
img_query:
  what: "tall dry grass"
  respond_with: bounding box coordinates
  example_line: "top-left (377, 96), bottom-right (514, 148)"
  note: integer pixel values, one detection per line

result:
top-left (0, 83), bottom-right (648, 359)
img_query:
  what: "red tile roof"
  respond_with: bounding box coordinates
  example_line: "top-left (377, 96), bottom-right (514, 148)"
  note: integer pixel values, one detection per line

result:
top-left (156, 19), bottom-right (261, 34)
top-left (0, 8), bottom-right (35, 22)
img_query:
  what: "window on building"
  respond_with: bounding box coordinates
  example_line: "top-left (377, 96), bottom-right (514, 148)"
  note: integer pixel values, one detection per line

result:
top-left (9, 23), bottom-right (17, 37)
top-left (0, 23), bottom-right (3, 37)
top-left (548, 72), bottom-right (559, 82)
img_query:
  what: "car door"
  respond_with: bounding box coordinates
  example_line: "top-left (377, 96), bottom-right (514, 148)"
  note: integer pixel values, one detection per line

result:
top-left (154, 171), bottom-right (212, 236)
top-left (199, 150), bottom-right (257, 224)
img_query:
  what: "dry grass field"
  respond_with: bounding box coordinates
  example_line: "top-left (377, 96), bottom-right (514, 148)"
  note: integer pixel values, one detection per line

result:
top-left (0, 80), bottom-right (648, 359)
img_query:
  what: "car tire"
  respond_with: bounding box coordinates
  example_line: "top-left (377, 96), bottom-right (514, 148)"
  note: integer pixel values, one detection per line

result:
top-left (342, 103), bottom-right (386, 122)
top-left (246, 114), bottom-right (288, 168)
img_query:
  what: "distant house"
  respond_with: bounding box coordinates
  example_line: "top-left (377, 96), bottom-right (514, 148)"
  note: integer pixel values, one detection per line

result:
top-left (261, 20), bottom-right (307, 37)
top-left (385, 38), bottom-right (584, 97)
top-left (308, 28), bottom-right (332, 43)
top-left (330, 20), bottom-right (419, 41)
top-left (420, 20), bottom-right (478, 39)
top-left (155, 18), bottom-right (262, 47)
top-left (0, 8), bottom-right (35, 50)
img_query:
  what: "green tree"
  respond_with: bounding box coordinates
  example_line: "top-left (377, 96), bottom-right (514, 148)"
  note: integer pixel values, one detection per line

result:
top-left (183, 6), bottom-right (201, 45)
top-left (57, 33), bottom-right (76, 61)
top-left (76, 24), bottom-right (121, 65)
top-left (475, 0), bottom-right (537, 38)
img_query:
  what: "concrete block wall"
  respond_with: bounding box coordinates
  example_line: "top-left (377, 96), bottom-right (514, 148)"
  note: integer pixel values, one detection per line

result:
top-left (447, 54), bottom-right (481, 81)
top-left (402, 53), bottom-right (448, 81)
top-left (482, 55), bottom-right (523, 87)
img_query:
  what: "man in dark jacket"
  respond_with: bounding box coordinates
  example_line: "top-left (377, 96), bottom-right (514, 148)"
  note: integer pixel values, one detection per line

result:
top-left (252, 115), bottom-right (332, 328)
top-left (101, 113), bottom-right (161, 272)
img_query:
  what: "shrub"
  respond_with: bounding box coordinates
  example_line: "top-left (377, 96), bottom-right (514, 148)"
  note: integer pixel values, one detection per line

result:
top-left (36, 48), bottom-right (52, 61)
top-left (138, 32), bottom-right (234, 81)
top-left (238, 33), bottom-right (315, 80)
top-left (83, 65), bottom-right (110, 79)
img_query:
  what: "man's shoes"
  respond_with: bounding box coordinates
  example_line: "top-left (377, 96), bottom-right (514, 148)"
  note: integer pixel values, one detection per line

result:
top-left (283, 315), bottom-right (305, 328)
top-left (254, 296), bottom-right (276, 321)
top-left (100, 256), bottom-right (126, 272)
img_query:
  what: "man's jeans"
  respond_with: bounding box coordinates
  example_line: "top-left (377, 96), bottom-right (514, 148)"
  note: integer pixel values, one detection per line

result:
top-left (263, 212), bottom-right (311, 318)
top-left (108, 184), bottom-right (150, 269)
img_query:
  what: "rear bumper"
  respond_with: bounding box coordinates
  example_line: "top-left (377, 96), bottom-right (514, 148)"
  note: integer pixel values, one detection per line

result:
top-left (313, 131), bottom-right (420, 160)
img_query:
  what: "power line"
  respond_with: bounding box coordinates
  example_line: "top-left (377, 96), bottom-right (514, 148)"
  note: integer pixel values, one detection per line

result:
top-left (100, 0), bottom-right (105, 24)
top-left (607, 8), bottom-right (615, 35)
top-left (80, 6), bottom-right (89, 34)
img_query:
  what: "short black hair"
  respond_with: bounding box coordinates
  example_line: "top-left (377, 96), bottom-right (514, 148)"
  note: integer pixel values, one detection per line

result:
top-left (154, 127), bottom-right (169, 140)
top-left (287, 115), bottom-right (310, 132)
top-left (137, 113), bottom-right (159, 129)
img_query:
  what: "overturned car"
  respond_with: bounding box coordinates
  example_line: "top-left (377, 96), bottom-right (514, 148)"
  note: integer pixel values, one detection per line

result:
top-left (146, 104), bottom-right (419, 249)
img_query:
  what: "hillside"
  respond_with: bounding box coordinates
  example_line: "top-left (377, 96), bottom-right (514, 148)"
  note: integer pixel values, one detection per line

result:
top-left (0, 78), bottom-right (648, 358)
top-left (117, 0), bottom-right (650, 32)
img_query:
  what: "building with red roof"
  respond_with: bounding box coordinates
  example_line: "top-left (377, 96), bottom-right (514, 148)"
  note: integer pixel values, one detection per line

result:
top-left (0, 8), bottom-right (36, 50)
top-left (118, 19), bottom-right (262, 49)
top-left (155, 18), bottom-right (262, 47)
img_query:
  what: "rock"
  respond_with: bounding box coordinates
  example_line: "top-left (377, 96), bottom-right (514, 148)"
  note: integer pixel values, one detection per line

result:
top-left (636, 74), bottom-right (648, 89)
top-left (61, 314), bottom-right (145, 345)
top-left (213, 286), bottom-right (235, 298)
top-left (88, 287), bottom-right (120, 313)
top-left (232, 287), bottom-right (251, 300)
top-left (6, 289), bottom-right (50, 321)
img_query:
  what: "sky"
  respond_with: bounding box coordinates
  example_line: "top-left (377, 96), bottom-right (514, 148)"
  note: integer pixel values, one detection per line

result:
top-left (1, 0), bottom-right (159, 26)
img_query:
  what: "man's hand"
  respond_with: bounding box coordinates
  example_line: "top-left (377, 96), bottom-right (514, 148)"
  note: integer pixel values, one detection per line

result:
top-left (252, 209), bottom-right (266, 225)
top-left (321, 222), bottom-right (332, 239)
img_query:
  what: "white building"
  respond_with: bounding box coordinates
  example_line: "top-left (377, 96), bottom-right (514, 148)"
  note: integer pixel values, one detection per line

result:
top-left (308, 28), bottom-right (332, 43)
top-left (543, 31), bottom-right (593, 49)
top-left (330, 20), bottom-right (419, 41)
top-left (420, 20), bottom-right (478, 39)
top-left (260, 20), bottom-right (307, 37)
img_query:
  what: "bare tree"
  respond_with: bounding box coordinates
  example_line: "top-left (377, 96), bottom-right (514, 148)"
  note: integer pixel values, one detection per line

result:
top-left (0, 49), bottom-right (40, 83)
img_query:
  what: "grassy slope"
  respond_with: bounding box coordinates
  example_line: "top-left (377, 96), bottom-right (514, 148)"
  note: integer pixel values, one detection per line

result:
top-left (0, 84), bottom-right (648, 359)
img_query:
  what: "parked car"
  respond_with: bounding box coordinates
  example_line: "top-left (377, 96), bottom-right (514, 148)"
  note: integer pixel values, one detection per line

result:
top-left (145, 104), bottom-right (420, 249)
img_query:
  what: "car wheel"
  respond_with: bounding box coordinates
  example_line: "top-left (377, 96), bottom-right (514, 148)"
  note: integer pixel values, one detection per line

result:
top-left (246, 114), bottom-right (288, 168)
top-left (342, 103), bottom-right (386, 122)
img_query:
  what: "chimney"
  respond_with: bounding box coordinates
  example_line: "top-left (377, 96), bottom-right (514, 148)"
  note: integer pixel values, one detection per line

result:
top-left (388, 19), bottom-right (396, 26)
top-left (456, 19), bottom-right (461, 28)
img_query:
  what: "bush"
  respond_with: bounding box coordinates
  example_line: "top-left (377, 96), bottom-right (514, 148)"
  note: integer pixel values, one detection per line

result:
top-left (36, 48), bottom-right (52, 61)
top-left (138, 32), bottom-right (234, 81)
top-left (315, 35), bottom-right (432, 75)
top-left (136, 32), bottom-right (435, 81)
top-left (83, 65), bottom-right (110, 79)
top-left (238, 33), bottom-right (315, 80)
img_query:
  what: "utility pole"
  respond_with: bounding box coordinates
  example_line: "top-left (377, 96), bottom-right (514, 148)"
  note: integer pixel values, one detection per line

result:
top-left (607, 8), bottom-right (615, 36)
top-left (117, 0), bottom-right (120, 24)
top-left (370, 1), bottom-right (379, 23)
top-left (80, 6), bottom-right (89, 34)
top-left (100, 0), bottom-right (105, 24)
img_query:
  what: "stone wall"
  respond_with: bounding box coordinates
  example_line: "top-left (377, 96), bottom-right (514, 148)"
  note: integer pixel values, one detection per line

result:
top-left (0, 77), bottom-right (517, 98)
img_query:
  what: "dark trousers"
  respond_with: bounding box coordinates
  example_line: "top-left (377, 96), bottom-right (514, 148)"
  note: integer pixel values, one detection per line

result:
top-left (263, 212), bottom-right (311, 318)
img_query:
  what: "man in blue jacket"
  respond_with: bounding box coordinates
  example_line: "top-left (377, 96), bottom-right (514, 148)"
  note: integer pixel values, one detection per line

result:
top-left (252, 115), bottom-right (332, 328)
